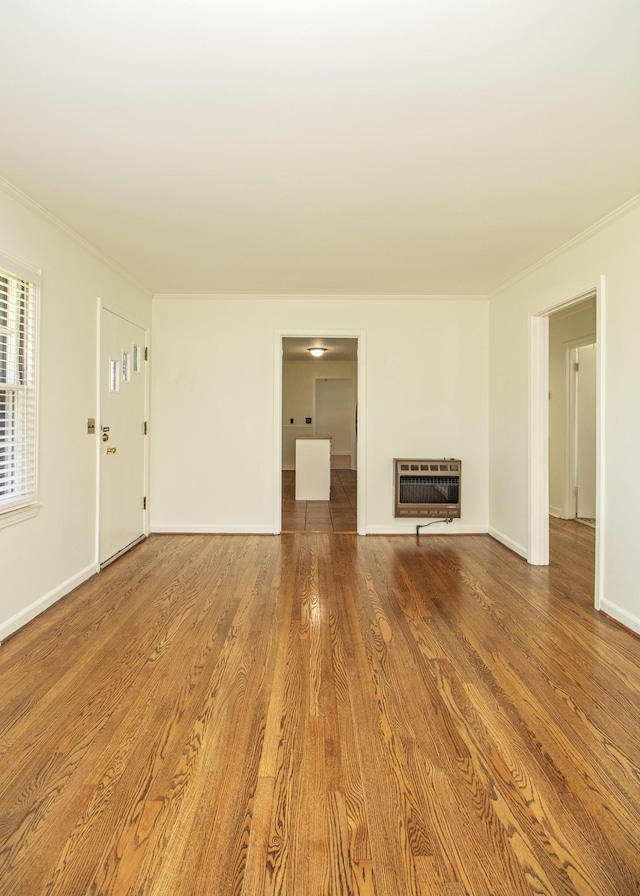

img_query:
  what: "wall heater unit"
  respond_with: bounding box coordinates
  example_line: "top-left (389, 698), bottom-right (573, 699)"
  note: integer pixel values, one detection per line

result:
top-left (394, 459), bottom-right (461, 518)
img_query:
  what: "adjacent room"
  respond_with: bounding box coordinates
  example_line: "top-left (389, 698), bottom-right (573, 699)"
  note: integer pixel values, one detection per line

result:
top-left (1, 1), bottom-right (639, 893)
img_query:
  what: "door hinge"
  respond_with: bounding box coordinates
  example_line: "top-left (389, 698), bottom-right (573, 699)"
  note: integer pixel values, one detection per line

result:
top-left (144, 421), bottom-right (148, 435)
top-left (145, 346), bottom-right (149, 361)
top-left (143, 496), bottom-right (147, 510)
top-left (574, 361), bottom-right (579, 371)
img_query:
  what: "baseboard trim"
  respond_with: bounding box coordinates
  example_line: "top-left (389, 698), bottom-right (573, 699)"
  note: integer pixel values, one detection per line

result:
top-left (366, 523), bottom-right (488, 536)
top-left (488, 527), bottom-right (528, 559)
top-left (151, 524), bottom-right (275, 535)
top-left (0, 563), bottom-right (98, 643)
top-left (599, 598), bottom-right (640, 637)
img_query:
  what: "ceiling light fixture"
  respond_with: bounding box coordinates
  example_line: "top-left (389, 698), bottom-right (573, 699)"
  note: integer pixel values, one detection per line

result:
top-left (308, 347), bottom-right (327, 358)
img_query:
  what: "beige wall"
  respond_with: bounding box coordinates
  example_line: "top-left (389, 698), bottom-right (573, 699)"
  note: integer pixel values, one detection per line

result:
top-left (281, 359), bottom-right (358, 467)
top-left (0, 185), bottom-right (152, 640)
top-left (489, 200), bottom-right (640, 634)
top-left (150, 296), bottom-right (489, 535)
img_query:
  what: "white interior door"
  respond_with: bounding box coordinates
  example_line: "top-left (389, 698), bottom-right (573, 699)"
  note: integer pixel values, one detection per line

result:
top-left (576, 343), bottom-right (596, 519)
top-left (315, 378), bottom-right (354, 463)
top-left (99, 307), bottom-right (147, 565)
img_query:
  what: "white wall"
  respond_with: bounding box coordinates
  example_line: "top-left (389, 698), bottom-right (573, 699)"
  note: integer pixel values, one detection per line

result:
top-left (489, 199), bottom-right (640, 634)
top-left (151, 296), bottom-right (489, 534)
top-left (282, 359), bottom-right (357, 467)
top-left (0, 185), bottom-right (151, 640)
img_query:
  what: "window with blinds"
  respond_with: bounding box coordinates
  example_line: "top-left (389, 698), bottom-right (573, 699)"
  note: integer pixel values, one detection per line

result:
top-left (0, 262), bottom-right (39, 522)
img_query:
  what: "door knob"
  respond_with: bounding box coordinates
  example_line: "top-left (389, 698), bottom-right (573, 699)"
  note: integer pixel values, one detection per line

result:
top-left (106, 446), bottom-right (117, 454)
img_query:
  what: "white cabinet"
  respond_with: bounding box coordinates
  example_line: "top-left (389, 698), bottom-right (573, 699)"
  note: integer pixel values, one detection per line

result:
top-left (295, 438), bottom-right (331, 500)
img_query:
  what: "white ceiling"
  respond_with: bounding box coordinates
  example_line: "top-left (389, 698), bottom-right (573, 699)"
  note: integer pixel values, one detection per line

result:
top-left (2, 0), bottom-right (640, 296)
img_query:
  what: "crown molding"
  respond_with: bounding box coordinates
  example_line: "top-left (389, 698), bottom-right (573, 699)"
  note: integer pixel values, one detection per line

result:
top-left (0, 175), bottom-right (151, 295)
top-left (152, 292), bottom-right (487, 301)
top-left (490, 192), bottom-right (640, 298)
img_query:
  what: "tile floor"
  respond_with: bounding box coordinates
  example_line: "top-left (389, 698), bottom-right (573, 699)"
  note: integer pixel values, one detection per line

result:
top-left (281, 469), bottom-right (357, 532)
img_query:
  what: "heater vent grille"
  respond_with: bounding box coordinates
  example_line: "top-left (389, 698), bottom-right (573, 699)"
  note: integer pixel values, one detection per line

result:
top-left (394, 459), bottom-right (462, 518)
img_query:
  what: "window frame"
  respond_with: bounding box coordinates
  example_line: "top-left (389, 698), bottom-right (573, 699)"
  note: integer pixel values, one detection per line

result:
top-left (0, 251), bottom-right (41, 530)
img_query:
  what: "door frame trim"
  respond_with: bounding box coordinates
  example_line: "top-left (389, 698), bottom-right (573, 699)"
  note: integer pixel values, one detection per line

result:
top-left (274, 329), bottom-right (366, 535)
top-left (563, 337), bottom-right (596, 520)
top-left (528, 278), bottom-right (604, 611)
top-left (96, 298), bottom-right (151, 567)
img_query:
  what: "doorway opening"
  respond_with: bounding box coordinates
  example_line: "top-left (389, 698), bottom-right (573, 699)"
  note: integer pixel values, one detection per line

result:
top-left (529, 282), bottom-right (602, 609)
top-left (548, 297), bottom-right (597, 526)
top-left (275, 332), bottom-right (365, 534)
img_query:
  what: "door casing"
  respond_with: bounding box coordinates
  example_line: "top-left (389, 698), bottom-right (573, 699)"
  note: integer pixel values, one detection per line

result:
top-left (528, 280), bottom-right (603, 611)
top-left (562, 339), bottom-right (597, 520)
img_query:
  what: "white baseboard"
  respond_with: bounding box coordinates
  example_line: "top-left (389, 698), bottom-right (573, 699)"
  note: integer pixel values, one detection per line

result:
top-left (0, 563), bottom-right (98, 643)
top-left (599, 598), bottom-right (640, 636)
top-left (488, 526), bottom-right (528, 559)
top-left (366, 523), bottom-right (488, 536)
top-left (549, 507), bottom-right (575, 520)
top-left (151, 524), bottom-right (275, 534)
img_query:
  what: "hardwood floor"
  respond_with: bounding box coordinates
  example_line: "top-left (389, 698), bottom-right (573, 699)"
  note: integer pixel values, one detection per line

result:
top-left (282, 469), bottom-right (357, 532)
top-left (0, 521), bottom-right (638, 895)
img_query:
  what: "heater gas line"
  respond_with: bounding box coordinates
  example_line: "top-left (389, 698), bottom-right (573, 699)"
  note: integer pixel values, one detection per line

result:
top-left (416, 518), bottom-right (453, 536)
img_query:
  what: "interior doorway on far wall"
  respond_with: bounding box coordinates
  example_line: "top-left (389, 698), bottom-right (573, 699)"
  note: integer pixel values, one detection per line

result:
top-left (278, 334), bottom-right (362, 534)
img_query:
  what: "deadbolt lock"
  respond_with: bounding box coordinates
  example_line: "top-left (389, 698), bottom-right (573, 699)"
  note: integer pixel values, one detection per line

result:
top-left (102, 432), bottom-right (109, 442)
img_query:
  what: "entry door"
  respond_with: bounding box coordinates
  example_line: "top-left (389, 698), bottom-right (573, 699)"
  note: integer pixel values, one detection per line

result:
top-left (99, 307), bottom-right (147, 565)
top-left (576, 344), bottom-right (596, 519)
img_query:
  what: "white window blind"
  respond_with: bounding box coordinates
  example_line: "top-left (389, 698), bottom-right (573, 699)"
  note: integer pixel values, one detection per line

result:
top-left (0, 263), bottom-right (39, 519)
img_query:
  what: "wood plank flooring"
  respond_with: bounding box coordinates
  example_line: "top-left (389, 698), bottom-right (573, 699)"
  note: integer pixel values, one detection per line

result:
top-left (282, 469), bottom-right (357, 532)
top-left (0, 520), bottom-right (639, 895)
